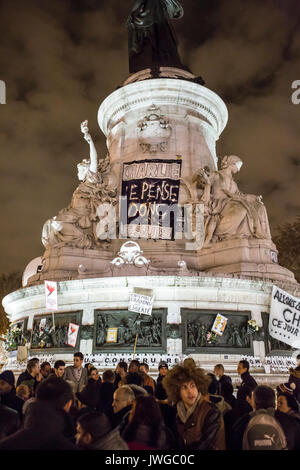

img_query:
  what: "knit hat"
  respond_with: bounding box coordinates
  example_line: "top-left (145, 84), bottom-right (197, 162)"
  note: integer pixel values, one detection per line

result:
top-left (276, 382), bottom-right (295, 395)
top-left (158, 361), bottom-right (168, 370)
top-left (0, 370), bottom-right (15, 386)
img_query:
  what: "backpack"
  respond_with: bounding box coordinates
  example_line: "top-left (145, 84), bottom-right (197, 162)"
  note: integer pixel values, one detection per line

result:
top-left (242, 409), bottom-right (287, 450)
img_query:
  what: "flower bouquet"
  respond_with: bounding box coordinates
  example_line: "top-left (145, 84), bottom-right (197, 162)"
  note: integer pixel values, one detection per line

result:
top-left (247, 319), bottom-right (259, 333)
top-left (206, 331), bottom-right (218, 345)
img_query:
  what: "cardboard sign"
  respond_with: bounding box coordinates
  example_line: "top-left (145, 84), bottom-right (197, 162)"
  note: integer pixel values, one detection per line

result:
top-left (44, 280), bottom-right (58, 310)
top-left (211, 314), bottom-right (228, 336)
top-left (39, 318), bottom-right (46, 332)
top-left (269, 286), bottom-right (300, 348)
top-left (120, 159), bottom-right (182, 240)
top-left (106, 328), bottom-right (118, 343)
top-left (66, 323), bottom-right (79, 348)
top-left (128, 293), bottom-right (153, 315)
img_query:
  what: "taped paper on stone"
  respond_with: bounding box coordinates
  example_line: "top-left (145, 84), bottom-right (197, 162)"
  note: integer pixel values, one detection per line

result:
top-left (269, 286), bottom-right (300, 348)
top-left (106, 328), bottom-right (118, 343)
top-left (211, 314), bottom-right (228, 336)
top-left (66, 323), bottom-right (79, 348)
top-left (44, 280), bottom-right (58, 310)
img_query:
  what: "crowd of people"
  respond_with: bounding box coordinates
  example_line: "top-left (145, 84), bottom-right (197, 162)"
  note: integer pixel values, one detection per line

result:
top-left (0, 352), bottom-right (300, 451)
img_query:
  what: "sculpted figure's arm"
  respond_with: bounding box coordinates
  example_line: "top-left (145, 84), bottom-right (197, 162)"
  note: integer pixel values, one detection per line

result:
top-left (81, 120), bottom-right (98, 174)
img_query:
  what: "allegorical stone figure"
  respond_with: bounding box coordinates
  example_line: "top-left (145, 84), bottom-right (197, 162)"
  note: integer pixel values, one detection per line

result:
top-left (194, 155), bottom-right (272, 247)
top-left (42, 121), bottom-right (117, 250)
top-left (127, 0), bottom-right (184, 73)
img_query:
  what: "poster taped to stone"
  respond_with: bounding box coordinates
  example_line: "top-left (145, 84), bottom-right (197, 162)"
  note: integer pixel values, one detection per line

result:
top-left (211, 314), bottom-right (228, 336)
top-left (106, 328), bottom-right (118, 343)
top-left (128, 293), bottom-right (153, 315)
top-left (66, 323), bottom-right (79, 348)
top-left (120, 159), bottom-right (182, 240)
top-left (269, 285), bottom-right (300, 348)
top-left (44, 280), bottom-right (58, 311)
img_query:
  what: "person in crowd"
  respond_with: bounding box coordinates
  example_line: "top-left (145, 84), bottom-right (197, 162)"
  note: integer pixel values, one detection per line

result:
top-left (125, 371), bottom-right (143, 387)
top-left (40, 361), bottom-right (52, 380)
top-left (276, 382), bottom-right (295, 397)
top-left (236, 360), bottom-right (257, 400)
top-left (214, 364), bottom-right (232, 396)
top-left (128, 360), bottom-right (140, 374)
top-left (52, 360), bottom-right (66, 378)
top-left (16, 358), bottom-right (41, 395)
top-left (114, 361), bottom-right (128, 388)
top-left (0, 376), bottom-right (77, 450)
top-left (122, 395), bottom-right (173, 450)
top-left (231, 385), bottom-right (300, 450)
top-left (76, 367), bottom-right (102, 412)
top-left (0, 401), bottom-right (20, 441)
top-left (76, 411), bottom-right (128, 450)
top-left (0, 370), bottom-right (24, 418)
top-left (139, 363), bottom-right (155, 393)
top-left (277, 392), bottom-right (300, 421)
top-left (220, 381), bottom-right (236, 409)
top-left (155, 361), bottom-right (169, 402)
top-left (111, 385), bottom-right (135, 432)
top-left (16, 384), bottom-right (30, 402)
top-left (97, 369), bottom-right (115, 413)
top-left (223, 384), bottom-right (252, 449)
top-left (64, 352), bottom-right (88, 394)
top-left (163, 361), bottom-right (226, 450)
top-left (288, 353), bottom-right (300, 403)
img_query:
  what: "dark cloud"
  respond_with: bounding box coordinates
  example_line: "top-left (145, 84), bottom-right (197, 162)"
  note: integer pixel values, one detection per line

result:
top-left (0, 0), bottom-right (299, 273)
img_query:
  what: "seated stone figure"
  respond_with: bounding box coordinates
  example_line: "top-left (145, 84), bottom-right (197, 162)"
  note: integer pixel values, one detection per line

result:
top-left (42, 121), bottom-right (117, 249)
top-left (194, 155), bottom-right (271, 247)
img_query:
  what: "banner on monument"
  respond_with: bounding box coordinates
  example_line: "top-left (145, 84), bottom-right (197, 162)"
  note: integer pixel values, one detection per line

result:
top-left (44, 280), bottom-right (58, 310)
top-left (211, 314), bottom-right (228, 336)
top-left (106, 328), bottom-right (118, 343)
top-left (128, 293), bottom-right (153, 315)
top-left (66, 323), bottom-right (79, 348)
top-left (269, 285), bottom-right (300, 348)
top-left (120, 159), bottom-right (182, 240)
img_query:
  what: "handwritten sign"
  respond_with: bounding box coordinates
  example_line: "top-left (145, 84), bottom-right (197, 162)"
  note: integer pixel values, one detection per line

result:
top-left (128, 293), bottom-right (153, 315)
top-left (269, 286), bottom-right (300, 348)
top-left (106, 328), bottom-right (118, 343)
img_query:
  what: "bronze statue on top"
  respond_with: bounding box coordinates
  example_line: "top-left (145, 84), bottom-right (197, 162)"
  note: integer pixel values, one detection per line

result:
top-left (127, 0), bottom-right (185, 73)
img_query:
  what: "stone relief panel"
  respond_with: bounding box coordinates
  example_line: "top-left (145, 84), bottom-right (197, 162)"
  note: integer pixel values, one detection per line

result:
top-left (182, 309), bottom-right (253, 354)
top-left (262, 312), bottom-right (296, 354)
top-left (30, 311), bottom-right (82, 351)
top-left (93, 309), bottom-right (167, 352)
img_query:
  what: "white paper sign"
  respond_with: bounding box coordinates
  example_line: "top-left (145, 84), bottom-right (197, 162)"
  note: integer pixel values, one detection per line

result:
top-left (269, 285), bottom-right (300, 348)
top-left (44, 280), bottom-right (58, 310)
top-left (211, 314), bottom-right (228, 336)
top-left (66, 323), bottom-right (79, 348)
top-left (128, 293), bottom-right (153, 315)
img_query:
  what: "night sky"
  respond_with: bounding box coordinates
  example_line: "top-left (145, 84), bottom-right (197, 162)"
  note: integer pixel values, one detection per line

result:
top-left (0, 0), bottom-right (299, 274)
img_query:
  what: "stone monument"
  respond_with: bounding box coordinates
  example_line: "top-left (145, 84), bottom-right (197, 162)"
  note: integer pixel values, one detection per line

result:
top-left (2, 3), bottom-right (300, 381)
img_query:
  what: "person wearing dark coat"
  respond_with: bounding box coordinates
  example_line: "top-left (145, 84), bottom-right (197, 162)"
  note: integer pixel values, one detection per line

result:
top-left (0, 370), bottom-right (24, 419)
top-left (0, 404), bottom-right (20, 440)
top-left (155, 362), bottom-right (169, 401)
top-left (111, 385), bottom-right (135, 433)
top-left (96, 370), bottom-right (116, 413)
top-left (0, 377), bottom-right (77, 450)
top-left (231, 385), bottom-right (300, 450)
top-left (122, 395), bottom-right (174, 450)
top-left (236, 360), bottom-right (257, 401)
top-left (214, 364), bottom-right (233, 396)
top-left (288, 354), bottom-right (300, 403)
top-left (16, 358), bottom-right (41, 395)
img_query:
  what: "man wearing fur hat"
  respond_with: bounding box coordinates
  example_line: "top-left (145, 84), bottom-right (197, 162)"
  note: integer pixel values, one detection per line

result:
top-left (288, 354), bottom-right (300, 404)
top-left (163, 361), bottom-right (226, 450)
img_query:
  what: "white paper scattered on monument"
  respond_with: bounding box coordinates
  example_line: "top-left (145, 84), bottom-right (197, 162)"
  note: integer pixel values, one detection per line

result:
top-left (269, 285), bottom-right (300, 348)
top-left (211, 314), bottom-right (228, 336)
top-left (44, 280), bottom-right (58, 310)
top-left (128, 287), bottom-right (153, 315)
